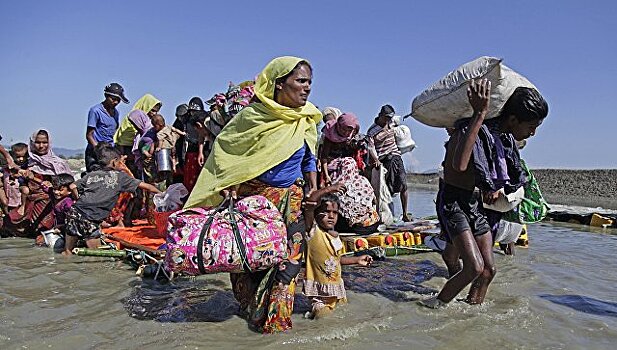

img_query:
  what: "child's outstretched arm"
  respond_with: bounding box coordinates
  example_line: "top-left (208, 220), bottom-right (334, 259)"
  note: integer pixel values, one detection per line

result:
top-left (452, 79), bottom-right (491, 172)
top-left (171, 126), bottom-right (186, 136)
top-left (138, 182), bottom-right (162, 194)
top-left (341, 255), bottom-right (373, 266)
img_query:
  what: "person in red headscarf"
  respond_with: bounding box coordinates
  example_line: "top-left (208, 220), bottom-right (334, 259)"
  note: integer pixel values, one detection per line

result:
top-left (319, 113), bottom-right (380, 235)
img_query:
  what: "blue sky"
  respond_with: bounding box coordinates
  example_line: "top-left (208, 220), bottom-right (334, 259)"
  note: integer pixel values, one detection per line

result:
top-left (1, 0), bottom-right (615, 171)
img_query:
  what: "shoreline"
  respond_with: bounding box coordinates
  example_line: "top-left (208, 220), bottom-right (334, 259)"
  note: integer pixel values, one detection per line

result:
top-left (407, 169), bottom-right (617, 210)
top-left (62, 158), bottom-right (617, 211)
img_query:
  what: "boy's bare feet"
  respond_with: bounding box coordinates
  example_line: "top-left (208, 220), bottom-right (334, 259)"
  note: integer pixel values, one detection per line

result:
top-left (418, 296), bottom-right (446, 309)
top-left (402, 214), bottom-right (411, 222)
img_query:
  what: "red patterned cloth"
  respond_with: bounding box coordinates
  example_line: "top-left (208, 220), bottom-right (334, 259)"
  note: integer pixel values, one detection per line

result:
top-left (328, 157), bottom-right (379, 227)
top-left (183, 152), bottom-right (200, 193)
top-left (230, 179), bottom-right (305, 333)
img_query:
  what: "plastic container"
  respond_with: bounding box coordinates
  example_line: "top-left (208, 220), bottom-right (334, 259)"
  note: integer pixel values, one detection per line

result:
top-left (366, 234), bottom-right (397, 248)
top-left (414, 233), bottom-right (423, 246)
top-left (391, 232), bottom-right (412, 247)
top-left (343, 237), bottom-right (369, 252)
top-left (153, 210), bottom-right (176, 237)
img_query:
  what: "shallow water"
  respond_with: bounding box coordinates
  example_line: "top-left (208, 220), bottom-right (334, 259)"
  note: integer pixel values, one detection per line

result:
top-left (2, 190), bottom-right (617, 349)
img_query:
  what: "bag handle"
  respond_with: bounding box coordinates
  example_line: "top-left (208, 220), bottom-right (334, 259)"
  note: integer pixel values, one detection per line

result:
top-left (227, 197), bottom-right (253, 273)
top-left (196, 197), bottom-right (253, 274)
top-left (196, 199), bottom-right (229, 274)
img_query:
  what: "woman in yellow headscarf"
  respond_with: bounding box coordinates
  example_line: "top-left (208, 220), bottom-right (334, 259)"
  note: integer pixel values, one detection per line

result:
top-left (111, 94), bottom-right (161, 224)
top-left (185, 56), bottom-right (321, 333)
top-left (113, 94), bottom-right (162, 173)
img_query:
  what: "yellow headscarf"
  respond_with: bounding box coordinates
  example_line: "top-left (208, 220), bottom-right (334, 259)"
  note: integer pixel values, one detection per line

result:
top-left (184, 56), bottom-right (322, 208)
top-left (113, 94), bottom-right (161, 146)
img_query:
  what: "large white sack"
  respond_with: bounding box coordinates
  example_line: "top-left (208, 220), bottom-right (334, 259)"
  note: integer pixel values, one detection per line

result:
top-left (371, 166), bottom-right (394, 225)
top-left (394, 125), bottom-right (416, 154)
top-left (411, 56), bottom-right (536, 128)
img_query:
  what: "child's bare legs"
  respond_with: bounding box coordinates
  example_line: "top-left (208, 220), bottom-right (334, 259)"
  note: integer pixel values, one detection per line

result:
top-left (63, 235), bottom-right (78, 255)
top-left (18, 185), bottom-right (29, 216)
top-left (465, 233), bottom-right (496, 304)
top-left (442, 242), bottom-right (462, 278)
top-left (436, 230), bottom-right (484, 303)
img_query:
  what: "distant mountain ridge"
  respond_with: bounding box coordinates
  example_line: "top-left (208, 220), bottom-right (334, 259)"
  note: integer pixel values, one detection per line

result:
top-left (0, 145), bottom-right (84, 158)
top-left (53, 147), bottom-right (85, 157)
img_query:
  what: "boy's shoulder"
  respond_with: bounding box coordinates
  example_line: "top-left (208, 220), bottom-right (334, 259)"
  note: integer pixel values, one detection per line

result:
top-left (366, 123), bottom-right (381, 137)
top-left (88, 103), bottom-right (104, 114)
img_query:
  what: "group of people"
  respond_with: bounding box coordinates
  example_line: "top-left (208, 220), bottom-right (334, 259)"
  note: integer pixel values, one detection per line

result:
top-left (0, 55), bottom-right (548, 334)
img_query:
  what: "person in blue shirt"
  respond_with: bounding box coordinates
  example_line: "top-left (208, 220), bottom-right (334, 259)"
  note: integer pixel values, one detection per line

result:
top-left (85, 83), bottom-right (129, 171)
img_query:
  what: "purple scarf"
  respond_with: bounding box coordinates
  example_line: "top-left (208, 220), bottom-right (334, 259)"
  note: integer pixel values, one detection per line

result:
top-left (128, 109), bottom-right (153, 152)
top-left (28, 129), bottom-right (72, 176)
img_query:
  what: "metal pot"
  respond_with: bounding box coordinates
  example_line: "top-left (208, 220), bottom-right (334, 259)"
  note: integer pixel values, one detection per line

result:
top-left (155, 148), bottom-right (172, 172)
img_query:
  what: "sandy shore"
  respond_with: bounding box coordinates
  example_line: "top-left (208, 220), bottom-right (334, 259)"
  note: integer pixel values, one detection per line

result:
top-left (408, 169), bottom-right (617, 210)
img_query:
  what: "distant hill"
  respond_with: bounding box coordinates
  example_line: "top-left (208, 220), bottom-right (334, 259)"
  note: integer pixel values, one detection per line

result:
top-left (0, 146), bottom-right (83, 164)
top-left (54, 147), bottom-right (85, 158)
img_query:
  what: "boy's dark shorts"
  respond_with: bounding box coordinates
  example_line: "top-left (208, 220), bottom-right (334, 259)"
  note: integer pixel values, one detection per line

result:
top-left (65, 207), bottom-right (101, 240)
top-left (438, 184), bottom-right (490, 242)
top-left (380, 154), bottom-right (407, 194)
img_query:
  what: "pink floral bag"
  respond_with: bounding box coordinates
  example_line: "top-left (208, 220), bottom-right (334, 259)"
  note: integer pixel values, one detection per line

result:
top-left (164, 195), bottom-right (288, 276)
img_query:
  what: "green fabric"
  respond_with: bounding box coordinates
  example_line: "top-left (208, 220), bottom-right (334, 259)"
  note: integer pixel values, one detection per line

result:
top-left (503, 160), bottom-right (549, 224)
top-left (113, 94), bottom-right (161, 146)
top-left (184, 56), bottom-right (322, 208)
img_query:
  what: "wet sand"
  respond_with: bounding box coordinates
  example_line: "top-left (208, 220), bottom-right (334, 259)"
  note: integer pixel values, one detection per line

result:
top-left (408, 169), bottom-right (617, 210)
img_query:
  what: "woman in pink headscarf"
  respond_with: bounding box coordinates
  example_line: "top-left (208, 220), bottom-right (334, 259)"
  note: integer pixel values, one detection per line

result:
top-left (8, 129), bottom-right (72, 237)
top-left (319, 113), bottom-right (380, 234)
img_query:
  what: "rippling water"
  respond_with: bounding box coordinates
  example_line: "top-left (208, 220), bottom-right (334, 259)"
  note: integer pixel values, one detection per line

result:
top-left (2, 190), bottom-right (617, 349)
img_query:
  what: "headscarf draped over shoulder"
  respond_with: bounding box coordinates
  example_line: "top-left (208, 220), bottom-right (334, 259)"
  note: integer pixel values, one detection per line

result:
top-left (28, 129), bottom-right (73, 176)
top-left (114, 94), bottom-right (161, 146)
top-left (185, 56), bottom-right (322, 208)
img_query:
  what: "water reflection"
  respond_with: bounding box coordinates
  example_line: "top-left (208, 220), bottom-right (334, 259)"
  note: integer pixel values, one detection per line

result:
top-left (540, 294), bottom-right (617, 318)
top-left (123, 278), bottom-right (240, 322)
top-left (123, 258), bottom-right (445, 323)
top-left (343, 259), bottom-right (444, 301)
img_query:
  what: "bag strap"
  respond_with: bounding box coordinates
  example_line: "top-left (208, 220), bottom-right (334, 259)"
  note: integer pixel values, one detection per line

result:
top-left (196, 200), bottom-right (228, 274)
top-left (227, 198), bottom-right (252, 273)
